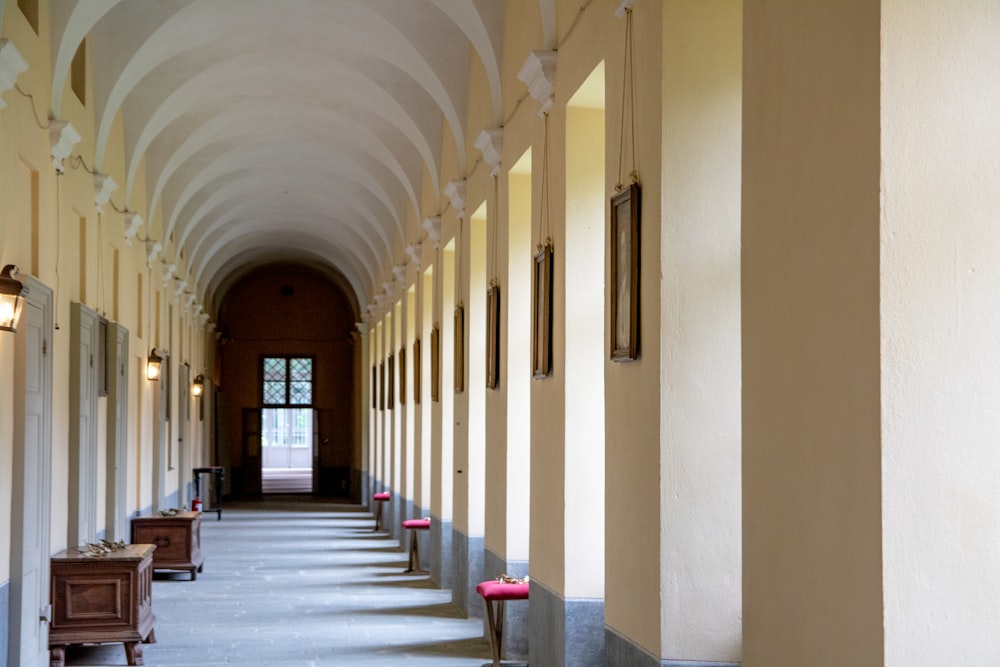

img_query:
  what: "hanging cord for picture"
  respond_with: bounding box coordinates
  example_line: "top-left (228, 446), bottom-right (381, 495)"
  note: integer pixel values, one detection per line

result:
top-left (616, 4), bottom-right (639, 191)
top-left (457, 208), bottom-right (464, 308)
top-left (537, 112), bottom-right (552, 250)
top-left (53, 168), bottom-right (62, 330)
top-left (96, 211), bottom-right (105, 318)
top-left (489, 173), bottom-right (499, 287)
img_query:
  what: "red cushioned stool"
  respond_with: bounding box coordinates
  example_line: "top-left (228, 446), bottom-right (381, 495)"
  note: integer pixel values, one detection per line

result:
top-left (372, 492), bottom-right (390, 532)
top-left (401, 518), bottom-right (431, 573)
top-left (476, 578), bottom-right (529, 667)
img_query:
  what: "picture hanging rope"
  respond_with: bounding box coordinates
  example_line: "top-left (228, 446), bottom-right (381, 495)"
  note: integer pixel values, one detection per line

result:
top-left (489, 174), bottom-right (500, 287)
top-left (537, 112), bottom-right (553, 251)
top-left (616, 4), bottom-right (640, 192)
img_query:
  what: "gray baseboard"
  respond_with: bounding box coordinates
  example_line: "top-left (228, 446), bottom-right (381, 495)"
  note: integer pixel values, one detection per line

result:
top-left (529, 578), bottom-right (604, 667)
top-left (605, 626), bottom-right (741, 667)
top-left (430, 518), bottom-right (452, 587)
top-left (0, 579), bottom-right (8, 667)
top-left (451, 529), bottom-right (484, 618)
top-left (484, 549), bottom-right (530, 661)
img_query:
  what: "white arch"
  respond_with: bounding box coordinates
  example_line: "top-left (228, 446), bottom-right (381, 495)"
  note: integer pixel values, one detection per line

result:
top-left (148, 102), bottom-right (420, 228)
top-left (50, 0), bottom-right (120, 116)
top-left (431, 0), bottom-right (504, 124)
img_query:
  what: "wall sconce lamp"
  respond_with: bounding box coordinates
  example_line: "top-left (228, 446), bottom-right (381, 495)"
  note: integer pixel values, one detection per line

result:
top-left (0, 265), bottom-right (28, 333)
top-left (191, 374), bottom-right (205, 397)
top-left (146, 348), bottom-right (163, 380)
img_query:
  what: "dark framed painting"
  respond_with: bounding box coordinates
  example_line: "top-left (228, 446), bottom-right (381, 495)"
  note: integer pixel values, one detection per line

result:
top-left (387, 353), bottom-right (395, 406)
top-left (372, 365), bottom-right (377, 409)
top-left (532, 243), bottom-right (554, 379)
top-left (454, 305), bottom-right (465, 394)
top-left (486, 284), bottom-right (500, 390)
top-left (610, 182), bottom-right (640, 361)
top-left (430, 325), bottom-right (441, 402)
top-left (413, 338), bottom-right (422, 405)
top-left (399, 347), bottom-right (406, 404)
top-left (379, 361), bottom-right (385, 410)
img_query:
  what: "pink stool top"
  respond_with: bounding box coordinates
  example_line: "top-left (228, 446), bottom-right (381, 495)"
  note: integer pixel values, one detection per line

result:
top-left (373, 492), bottom-right (390, 501)
top-left (402, 518), bottom-right (431, 530)
top-left (476, 579), bottom-right (530, 601)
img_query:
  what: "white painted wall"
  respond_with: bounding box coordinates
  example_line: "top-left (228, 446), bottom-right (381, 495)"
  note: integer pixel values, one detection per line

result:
top-left (660, 0), bottom-right (742, 660)
top-left (881, 1), bottom-right (1000, 664)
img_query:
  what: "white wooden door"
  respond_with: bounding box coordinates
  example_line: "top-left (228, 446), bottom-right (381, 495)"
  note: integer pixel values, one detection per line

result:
top-left (69, 302), bottom-right (99, 548)
top-left (9, 278), bottom-right (53, 667)
top-left (105, 323), bottom-right (129, 541)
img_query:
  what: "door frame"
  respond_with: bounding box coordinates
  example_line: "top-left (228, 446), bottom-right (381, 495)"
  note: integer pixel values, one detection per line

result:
top-left (9, 276), bottom-right (53, 667)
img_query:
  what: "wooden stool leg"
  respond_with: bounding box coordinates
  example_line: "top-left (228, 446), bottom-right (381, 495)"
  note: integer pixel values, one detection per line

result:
top-left (404, 530), bottom-right (421, 572)
top-left (483, 598), bottom-right (506, 667)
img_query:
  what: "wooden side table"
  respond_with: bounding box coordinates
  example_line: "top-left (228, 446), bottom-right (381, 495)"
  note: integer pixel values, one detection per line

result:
top-left (49, 544), bottom-right (157, 667)
top-left (131, 511), bottom-right (205, 580)
top-left (193, 466), bottom-right (225, 520)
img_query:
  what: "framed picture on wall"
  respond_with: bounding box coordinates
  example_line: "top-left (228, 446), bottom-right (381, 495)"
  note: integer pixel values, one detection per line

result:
top-left (431, 325), bottom-right (441, 402)
top-left (379, 361), bottom-right (385, 410)
top-left (372, 365), bottom-right (377, 409)
top-left (387, 354), bottom-right (395, 406)
top-left (399, 347), bottom-right (406, 404)
top-left (532, 243), bottom-right (553, 379)
top-left (413, 338), bottom-right (422, 405)
top-left (610, 182), bottom-right (640, 361)
top-left (454, 305), bottom-right (465, 394)
top-left (486, 284), bottom-right (500, 390)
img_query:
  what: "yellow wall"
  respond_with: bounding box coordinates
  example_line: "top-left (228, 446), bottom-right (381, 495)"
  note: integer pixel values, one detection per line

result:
top-left (742, 2), bottom-right (883, 665)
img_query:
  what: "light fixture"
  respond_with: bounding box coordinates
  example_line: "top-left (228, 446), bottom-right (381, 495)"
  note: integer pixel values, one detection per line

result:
top-left (0, 264), bottom-right (29, 333)
top-left (191, 374), bottom-right (205, 397)
top-left (146, 348), bottom-right (163, 380)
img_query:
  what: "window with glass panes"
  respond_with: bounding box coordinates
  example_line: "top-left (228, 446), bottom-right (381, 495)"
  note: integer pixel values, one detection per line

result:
top-left (262, 357), bottom-right (313, 406)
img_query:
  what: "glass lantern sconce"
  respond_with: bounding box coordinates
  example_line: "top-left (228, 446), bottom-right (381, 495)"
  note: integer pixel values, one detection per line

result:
top-left (0, 265), bottom-right (29, 333)
top-left (146, 348), bottom-right (163, 380)
top-left (191, 374), bottom-right (205, 397)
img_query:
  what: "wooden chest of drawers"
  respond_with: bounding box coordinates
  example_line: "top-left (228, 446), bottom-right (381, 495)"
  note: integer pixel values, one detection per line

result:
top-left (131, 511), bottom-right (205, 580)
top-left (49, 544), bottom-right (156, 667)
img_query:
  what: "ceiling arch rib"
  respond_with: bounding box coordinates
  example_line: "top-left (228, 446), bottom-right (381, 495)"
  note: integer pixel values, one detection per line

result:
top-left (167, 143), bottom-right (403, 261)
top-left (191, 215), bottom-right (371, 305)
top-left (171, 170), bottom-right (385, 282)
top-left (148, 103), bottom-right (421, 228)
top-left (429, 0), bottom-right (504, 124)
top-left (121, 51), bottom-right (440, 216)
top-left (166, 159), bottom-right (388, 271)
top-left (49, 0), bottom-right (120, 117)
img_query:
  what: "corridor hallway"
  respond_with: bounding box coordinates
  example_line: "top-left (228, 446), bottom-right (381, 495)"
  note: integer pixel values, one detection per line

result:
top-left (63, 500), bottom-right (491, 667)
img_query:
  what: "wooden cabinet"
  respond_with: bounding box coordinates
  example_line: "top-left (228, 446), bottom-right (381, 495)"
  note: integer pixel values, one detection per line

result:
top-left (131, 511), bottom-right (205, 580)
top-left (49, 544), bottom-right (157, 667)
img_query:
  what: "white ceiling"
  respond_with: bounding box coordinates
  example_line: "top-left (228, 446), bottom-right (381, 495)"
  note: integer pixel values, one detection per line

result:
top-left (42, 0), bottom-right (513, 319)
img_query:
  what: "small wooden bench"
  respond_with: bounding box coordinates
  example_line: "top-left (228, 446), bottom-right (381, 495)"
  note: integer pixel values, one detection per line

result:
top-left (372, 491), bottom-right (390, 531)
top-left (401, 517), bottom-right (431, 573)
top-left (475, 578), bottom-right (529, 667)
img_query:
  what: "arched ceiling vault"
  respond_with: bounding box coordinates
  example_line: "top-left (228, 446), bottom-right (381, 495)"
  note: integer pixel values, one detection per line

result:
top-left (49, 0), bottom-right (505, 321)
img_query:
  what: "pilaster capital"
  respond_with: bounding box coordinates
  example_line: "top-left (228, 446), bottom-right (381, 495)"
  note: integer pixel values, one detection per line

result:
top-left (517, 50), bottom-right (557, 116)
top-left (474, 128), bottom-right (503, 176)
top-left (123, 212), bottom-right (143, 245)
top-left (444, 180), bottom-right (466, 220)
top-left (50, 120), bottom-right (81, 173)
top-left (0, 39), bottom-right (27, 110)
top-left (94, 173), bottom-right (117, 214)
top-left (422, 216), bottom-right (442, 248)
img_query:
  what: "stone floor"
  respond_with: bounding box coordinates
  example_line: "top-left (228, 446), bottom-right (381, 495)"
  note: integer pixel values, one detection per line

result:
top-left (63, 498), bottom-right (492, 667)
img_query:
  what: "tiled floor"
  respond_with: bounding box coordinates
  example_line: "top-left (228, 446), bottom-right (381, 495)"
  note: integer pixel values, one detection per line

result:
top-left (64, 499), bottom-right (491, 666)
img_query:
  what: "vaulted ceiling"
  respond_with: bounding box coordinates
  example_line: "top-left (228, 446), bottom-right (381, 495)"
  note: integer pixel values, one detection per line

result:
top-left (38, 0), bottom-right (519, 320)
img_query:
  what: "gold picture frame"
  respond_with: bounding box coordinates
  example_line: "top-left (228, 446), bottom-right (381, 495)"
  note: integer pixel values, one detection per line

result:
top-left (371, 365), bottom-right (377, 410)
top-left (486, 284), bottom-right (500, 389)
top-left (610, 182), bottom-right (640, 361)
top-left (379, 361), bottom-right (385, 410)
top-left (430, 325), bottom-right (441, 402)
top-left (532, 243), bottom-right (554, 379)
top-left (387, 353), bottom-right (395, 406)
top-left (454, 305), bottom-right (465, 394)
